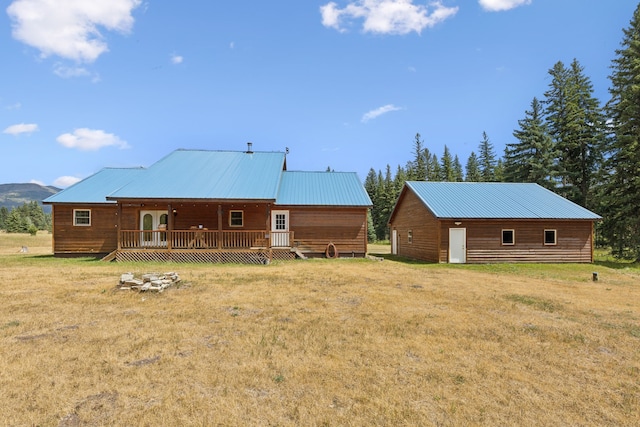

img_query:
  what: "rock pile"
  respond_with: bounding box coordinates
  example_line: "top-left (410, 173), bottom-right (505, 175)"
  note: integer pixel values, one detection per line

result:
top-left (119, 272), bottom-right (180, 292)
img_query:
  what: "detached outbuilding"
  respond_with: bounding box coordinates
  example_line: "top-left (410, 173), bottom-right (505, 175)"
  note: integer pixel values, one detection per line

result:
top-left (388, 182), bottom-right (601, 263)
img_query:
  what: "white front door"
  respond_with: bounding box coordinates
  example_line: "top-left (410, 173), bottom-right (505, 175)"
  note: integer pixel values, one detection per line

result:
top-left (271, 210), bottom-right (289, 247)
top-left (140, 210), bottom-right (168, 246)
top-left (449, 228), bottom-right (466, 263)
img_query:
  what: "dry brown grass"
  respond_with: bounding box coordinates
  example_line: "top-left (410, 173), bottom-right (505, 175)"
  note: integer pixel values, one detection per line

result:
top-left (0, 230), bottom-right (52, 255)
top-left (1, 234), bottom-right (639, 426)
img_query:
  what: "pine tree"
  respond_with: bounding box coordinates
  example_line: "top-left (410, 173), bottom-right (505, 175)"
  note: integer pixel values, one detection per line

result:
top-left (601, 3), bottom-right (640, 259)
top-left (409, 133), bottom-right (427, 181)
top-left (494, 159), bottom-right (505, 182)
top-left (478, 131), bottom-right (497, 181)
top-left (364, 168), bottom-right (378, 197)
top-left (5, 209), bottom-right (28, 233)
top-left (0, 206), bottom-right (8, 230)
top-left (465, 152), bottom-right (482, 182)
top-left (544, 59), bottom-right (605, 208)
top-left (394, 164), bottom-right (407, 195)
top-left (453, 155), bottom-right (464, 182)
top-left (428, 153), bottom-right (441, 181)
top-left (504, 97), bottom-right (556, 188)
top-left (367, 211), bottom-right (377, 243)
top-left (440, 145), bottom-right (455, 181)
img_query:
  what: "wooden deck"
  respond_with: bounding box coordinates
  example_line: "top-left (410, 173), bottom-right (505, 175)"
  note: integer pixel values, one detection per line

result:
top-left (112, 229), bottom-right (296, 264)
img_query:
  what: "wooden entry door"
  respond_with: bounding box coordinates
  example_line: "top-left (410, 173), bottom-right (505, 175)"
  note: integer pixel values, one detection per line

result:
top-left (449, 228), bottom-right (466, 263)
top-left (271, 210), bottom-right (289, 247)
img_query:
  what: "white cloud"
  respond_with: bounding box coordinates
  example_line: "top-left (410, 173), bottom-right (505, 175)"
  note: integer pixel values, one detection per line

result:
top-left (7, 0), bottom-right (142, 63)
top-left (320, 0), bottom-right (458, 35)
top-left (478, 0), bottom-right (532, 12)
top-left (53, 64), bottom-right (92, 78)
top-left (170, 54), bottom-right (183, 64)
top-left (5, 102), bottom-right (22, 110)
top-left (361, 104), bottom-right (402, 122)
top-left (3, 123), bottom-right (38, 135)
top-left (56, 128), bottom-right (130, 151)
top-left (53, 175), bottom-right (82, 188)
top-left (29, 179), bottom-right (45, 186)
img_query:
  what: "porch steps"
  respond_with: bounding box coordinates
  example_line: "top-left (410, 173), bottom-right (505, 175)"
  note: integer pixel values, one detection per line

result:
top-left (293, 248), bottom-right (308, 260)
top-left (101, 250), bottom-right (118, 262)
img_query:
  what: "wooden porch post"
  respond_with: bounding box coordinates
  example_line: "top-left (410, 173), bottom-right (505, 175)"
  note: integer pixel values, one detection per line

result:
top-left (167, 204), bottom-right (173, 252)
top-left (116, 203), bottom-right (122, 250)
top-left (266, 204), bottom-right (271, 248)
top-left (217, 204), bottom-right (223, 249)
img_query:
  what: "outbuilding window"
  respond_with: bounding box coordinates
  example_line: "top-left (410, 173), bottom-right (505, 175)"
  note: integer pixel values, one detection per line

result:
top-left (502, 229), bottom-right (515, 245)
top-left (229, 210), bottom-right (243, 227)
top-left (73, 209), bottom-right (91, 226)
top-left (408, 230), bottom-right (413, 244)
top-left (544, 229), bottom-right (557, 245)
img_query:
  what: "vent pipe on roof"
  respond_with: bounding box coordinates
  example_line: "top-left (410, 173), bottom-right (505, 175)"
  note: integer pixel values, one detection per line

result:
top-left (246, 142), bottom-right (253, 154)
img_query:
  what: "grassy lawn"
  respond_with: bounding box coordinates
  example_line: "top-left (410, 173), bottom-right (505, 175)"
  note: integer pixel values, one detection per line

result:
top-left (1, 234), bottom-right (639, 425)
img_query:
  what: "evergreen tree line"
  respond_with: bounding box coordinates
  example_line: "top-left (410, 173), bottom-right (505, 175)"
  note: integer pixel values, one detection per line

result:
top-left (0, 202), bottom-right (51, 235)
top-left (365, 3), bottom-right (640, 260)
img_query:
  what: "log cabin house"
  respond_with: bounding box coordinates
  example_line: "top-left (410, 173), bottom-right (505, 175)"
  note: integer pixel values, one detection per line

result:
top-left (388, 181), bottom-right (601, 263)
top-left (43, 147), bottom-right (372, 263)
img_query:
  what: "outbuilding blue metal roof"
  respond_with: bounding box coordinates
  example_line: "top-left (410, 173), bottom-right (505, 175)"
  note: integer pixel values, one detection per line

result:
top-left (42, 168), bottom-right (145, 204)
top-left (108, 149), bottom-right (286, 200)
top-left (404, 181), bottom-right (601, 220)
top-left (276, 171), bottom-right (372, 206)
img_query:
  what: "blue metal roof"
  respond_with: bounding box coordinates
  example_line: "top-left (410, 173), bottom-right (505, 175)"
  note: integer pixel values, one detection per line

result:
top-left (43, 168), bottom-right (145, 204)
top-left (276, 171), bottom-right (372, 206)
top-left (404, 181), bottom-right (601, 220)
top-left (108, 149), bottom-right (286, 200)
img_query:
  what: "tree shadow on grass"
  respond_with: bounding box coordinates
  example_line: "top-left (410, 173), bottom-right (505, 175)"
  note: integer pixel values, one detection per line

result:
top-left (368, 253), bottom-right (437, 265)
top-left (594, 259), bottom-right (640, 270)
top-left (29, 254), bottom-right (105, 263)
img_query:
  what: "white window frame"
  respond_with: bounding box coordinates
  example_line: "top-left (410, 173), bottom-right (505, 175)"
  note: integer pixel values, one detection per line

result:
top-left (73, 209), bottom-right (91, 226)
top-left (544, 229), bottom-right (557, 246)
top-left (408, 230), bottom-right (413, 244)
top-left (501, 229), bottom-right (515, 246)
top-left (229, 210), bottom-right (244, 227)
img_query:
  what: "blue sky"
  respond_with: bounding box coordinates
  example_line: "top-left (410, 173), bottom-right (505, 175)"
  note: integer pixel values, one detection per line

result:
top-left (1, 0), bottom-right (636, 188)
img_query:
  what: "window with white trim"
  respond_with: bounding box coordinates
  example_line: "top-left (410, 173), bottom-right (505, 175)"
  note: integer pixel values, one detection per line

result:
top-left (229, 210), bottom-right (244, 227)
top-left (408, 230), bottom-right (413, 244)
top-left (501, 229), bottom-right (515, 245)
top-left (73, 209), bottom-right (91, 226)
top-left (544, 229), bottom-right (557, 245)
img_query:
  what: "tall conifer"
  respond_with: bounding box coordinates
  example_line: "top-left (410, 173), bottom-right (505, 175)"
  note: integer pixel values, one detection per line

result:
top-left (504, 97), bottom-right (556, 188)
top-left (602, 3), bottom-right (640, 259)
top-left (478, 131), bottom-right (497, 182)
top-left (544, 59), bottom-right (605, 208)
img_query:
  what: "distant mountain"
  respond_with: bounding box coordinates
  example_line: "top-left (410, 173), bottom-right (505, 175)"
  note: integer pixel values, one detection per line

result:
top-left (0, 183), bottom-right (61, 213)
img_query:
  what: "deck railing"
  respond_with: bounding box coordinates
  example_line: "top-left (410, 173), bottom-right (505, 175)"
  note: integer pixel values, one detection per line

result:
top-left (119, 229), bottom-right (293, 250)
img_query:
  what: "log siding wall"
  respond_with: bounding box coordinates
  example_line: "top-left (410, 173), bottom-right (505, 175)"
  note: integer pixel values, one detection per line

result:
top-left (51, 204), bottom-right (118, 255)
top-left (283, 206), bottom-right (368, 257)
top-left (389, 190), bottom-right (440, 262)
top-left (439, 219), bottom-right (594, 263)
top-left (389, 189), bottom-right (595, 264)
top-left (51, 201), bottom-right (369, 258)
